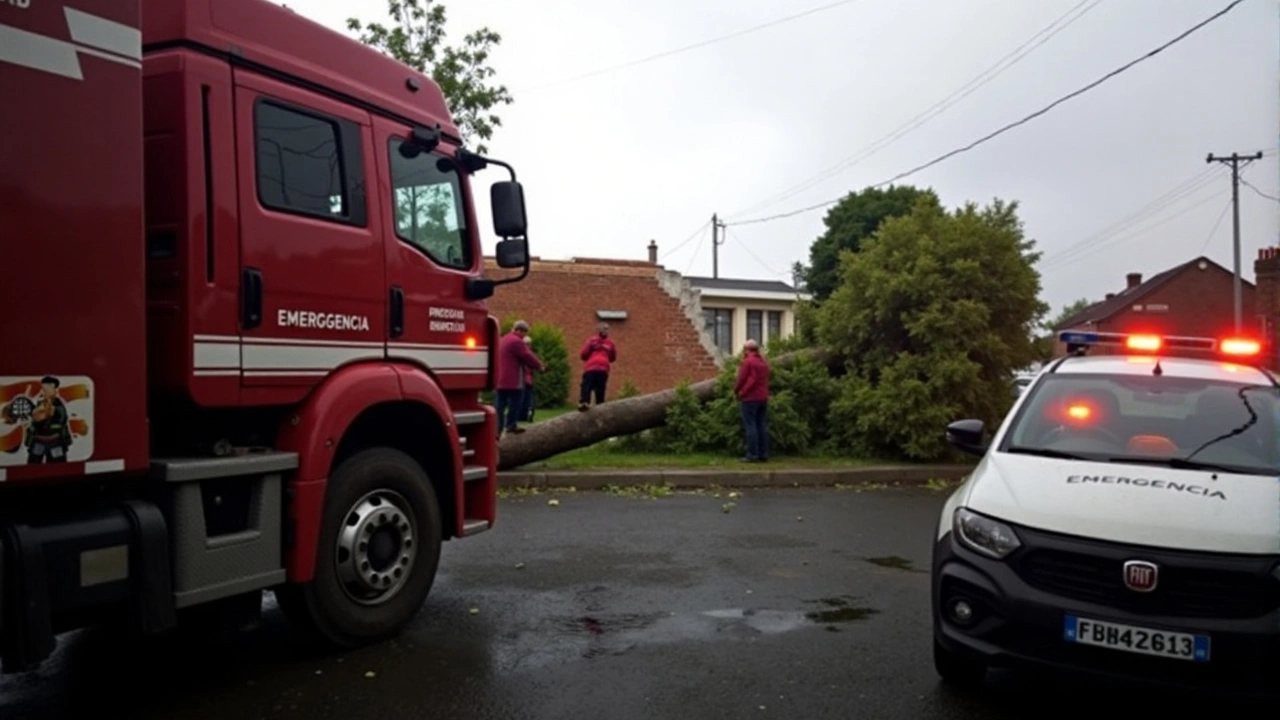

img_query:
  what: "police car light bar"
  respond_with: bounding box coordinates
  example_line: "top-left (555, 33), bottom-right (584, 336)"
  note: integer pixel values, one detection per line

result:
top-left (1057, 331), bottom-right (1260, 357)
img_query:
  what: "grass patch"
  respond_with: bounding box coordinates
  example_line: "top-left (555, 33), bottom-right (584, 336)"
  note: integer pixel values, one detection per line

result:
top-left (518, 440), bottom-right (888, 470)
top-left (528, 405), bottom-right (577, 423)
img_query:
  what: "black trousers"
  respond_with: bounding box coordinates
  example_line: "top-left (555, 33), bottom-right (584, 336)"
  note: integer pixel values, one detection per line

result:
top-left (579, 370), bottom-right (608, 405)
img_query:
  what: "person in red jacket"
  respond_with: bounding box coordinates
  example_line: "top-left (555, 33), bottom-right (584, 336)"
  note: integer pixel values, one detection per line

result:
top-left (495, 321), bottom-right (544, 437)
top-left (577, 322), bottom-right (617, 411)
top-left (734, 339), bottom-right (770, 462)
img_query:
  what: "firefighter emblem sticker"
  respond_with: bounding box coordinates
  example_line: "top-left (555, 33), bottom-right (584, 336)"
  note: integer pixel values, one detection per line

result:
top-left (0, 375), bottom-right (94, 466)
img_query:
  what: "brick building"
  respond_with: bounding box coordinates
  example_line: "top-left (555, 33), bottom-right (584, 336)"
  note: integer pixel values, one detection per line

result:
top-left (482, 248), bottom-right (722, 396)
top-left (1052, 255), bottom-right (1260, 359)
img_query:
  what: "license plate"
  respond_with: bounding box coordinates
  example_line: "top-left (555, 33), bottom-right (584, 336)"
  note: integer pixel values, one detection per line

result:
top-left (1064, 615), bottom-right (1210, 662)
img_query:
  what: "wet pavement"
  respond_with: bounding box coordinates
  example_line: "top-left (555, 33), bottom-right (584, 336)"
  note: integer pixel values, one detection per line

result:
top-left (0, 487), bottom-right (1270, 719)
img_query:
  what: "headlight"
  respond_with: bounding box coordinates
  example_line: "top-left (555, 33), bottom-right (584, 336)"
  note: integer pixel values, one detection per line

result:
top-left (954, 508), bottom-right (1021, 559)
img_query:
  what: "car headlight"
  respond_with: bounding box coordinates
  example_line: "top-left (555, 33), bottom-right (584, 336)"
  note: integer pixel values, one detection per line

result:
top-left (954, 508), bottom-right (1021, 559)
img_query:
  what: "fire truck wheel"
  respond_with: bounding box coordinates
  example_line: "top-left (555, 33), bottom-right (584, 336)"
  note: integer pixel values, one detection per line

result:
top-left (278, 447), bottom-right (443, 648)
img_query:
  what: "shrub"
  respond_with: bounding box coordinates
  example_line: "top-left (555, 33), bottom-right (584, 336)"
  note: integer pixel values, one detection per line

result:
top-left (527, 323), bottom-right (570, 408)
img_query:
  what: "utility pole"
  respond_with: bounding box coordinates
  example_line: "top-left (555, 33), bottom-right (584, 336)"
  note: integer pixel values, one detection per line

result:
top-left (1207, 151), bottom-right (1263, 332)
top-left (711, 213), bottom-right (727, 278)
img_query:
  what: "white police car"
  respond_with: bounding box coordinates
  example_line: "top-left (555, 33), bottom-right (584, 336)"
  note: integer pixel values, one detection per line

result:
top-left (931, 330), bottom-right (1280, 694)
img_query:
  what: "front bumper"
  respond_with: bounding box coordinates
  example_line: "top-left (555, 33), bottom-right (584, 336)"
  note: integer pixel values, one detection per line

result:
top-left (932, 530), bottom-right (1280, 695)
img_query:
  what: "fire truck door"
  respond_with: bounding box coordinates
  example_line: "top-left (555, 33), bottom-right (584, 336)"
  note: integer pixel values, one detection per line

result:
top-left (232, 73), bottom-right (386, 386)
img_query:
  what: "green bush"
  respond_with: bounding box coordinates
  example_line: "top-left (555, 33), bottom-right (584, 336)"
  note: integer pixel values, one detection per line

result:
top-left (527, 323), bottom-right (570, 408)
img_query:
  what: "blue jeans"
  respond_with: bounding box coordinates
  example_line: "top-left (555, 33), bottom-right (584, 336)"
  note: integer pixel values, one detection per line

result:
top-left (521, 385), bottom-right (536, 422)
top-left (740, 400), bottom-right (769, 460)
top-left (496, 389), bottom-right (523, 435)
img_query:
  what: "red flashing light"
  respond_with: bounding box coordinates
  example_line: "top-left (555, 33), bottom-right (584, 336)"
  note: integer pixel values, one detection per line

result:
top-left (465, 335), bottom-right (478, 350)
top-left (1218, 337), bottom-right (1260, 357)
top-left (1065, 403), bottom-right (1092, 421)
top-left (1125, 335), bottom-right (1162, 352)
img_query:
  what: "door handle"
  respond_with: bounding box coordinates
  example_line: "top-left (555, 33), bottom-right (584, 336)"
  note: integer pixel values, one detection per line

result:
top-left (389, 286), bottom-right (405, 338)
top-left (241, 267), bottom-right (263, 330)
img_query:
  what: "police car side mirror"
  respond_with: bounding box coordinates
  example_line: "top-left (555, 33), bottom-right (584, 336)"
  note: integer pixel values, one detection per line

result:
top-left (946, 419), bottom-right (987, 456)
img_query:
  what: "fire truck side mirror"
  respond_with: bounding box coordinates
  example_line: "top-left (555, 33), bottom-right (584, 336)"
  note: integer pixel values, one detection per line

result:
top-left (494, 239), bottom-right (528, 269)
top-left (491, 181), bottom-right (527, 239)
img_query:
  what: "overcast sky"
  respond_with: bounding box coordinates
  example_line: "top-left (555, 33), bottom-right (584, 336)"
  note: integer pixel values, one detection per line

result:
top-left (286, 0), bottom-right (1278, 316)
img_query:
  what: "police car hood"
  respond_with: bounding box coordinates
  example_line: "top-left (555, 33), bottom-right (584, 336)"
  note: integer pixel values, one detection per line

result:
top-left (965, 453), bottom-right (1280, 554)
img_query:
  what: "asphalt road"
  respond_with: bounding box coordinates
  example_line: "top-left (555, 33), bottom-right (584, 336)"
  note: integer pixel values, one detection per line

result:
top-left (0, 487), bottom-right (1268, 719)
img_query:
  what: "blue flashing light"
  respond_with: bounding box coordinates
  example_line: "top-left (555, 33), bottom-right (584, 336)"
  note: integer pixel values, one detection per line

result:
top-left (1058, 331), bottom-right (1100, 346)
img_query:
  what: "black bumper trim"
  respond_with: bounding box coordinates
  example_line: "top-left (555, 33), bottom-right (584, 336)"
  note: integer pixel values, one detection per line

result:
top-left (931, 531), bottom-right (1280, 696)
top-left (0, 501), bottom-right (176, 673)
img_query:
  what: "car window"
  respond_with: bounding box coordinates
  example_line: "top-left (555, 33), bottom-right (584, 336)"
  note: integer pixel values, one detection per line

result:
top-left (1003, 373), bottom-right (1280, 475)
top-left (387, 138), bottom-right (471, 270)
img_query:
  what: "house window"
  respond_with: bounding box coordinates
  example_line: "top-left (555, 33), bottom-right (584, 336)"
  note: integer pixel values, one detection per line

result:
top-left (703, 308), bottom-right (732, 353)
top-left (254, 99), bottom-right (366, 226)
top-left (746, 310), bottom-right (763, 344)
top-left (767, 311), bottom-right (783, 342)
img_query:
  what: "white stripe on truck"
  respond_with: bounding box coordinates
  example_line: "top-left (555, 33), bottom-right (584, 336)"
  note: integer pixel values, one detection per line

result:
top-left (0, 6), bottom-right (141, 80)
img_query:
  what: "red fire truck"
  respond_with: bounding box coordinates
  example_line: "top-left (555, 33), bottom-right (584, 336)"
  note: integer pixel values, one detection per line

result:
top-left (0, 0), bottom-right (530, 672)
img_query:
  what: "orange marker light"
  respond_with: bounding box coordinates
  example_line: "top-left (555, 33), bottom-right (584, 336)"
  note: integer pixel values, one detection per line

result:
top-left (465, 336), bottom-right (478, 350)
top-left (1125, 334), bottom-right (1162, 352)
top-left (1066, 404), bottom-right (1091, 420)
top-left (1219, 338), bottom-right (1260, 357)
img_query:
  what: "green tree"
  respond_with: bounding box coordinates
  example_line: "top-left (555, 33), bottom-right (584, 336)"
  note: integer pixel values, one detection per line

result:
top-left (797, 185), bottom-right (938, 301)
top-left (527, 323), bottom-right (570, 408)
top-left (348, 0), bottom-right (512, 153)
top-left (1030, 297), bottom-right (1094, 362)
top-left (816, 194), bottom-right (1047, 460)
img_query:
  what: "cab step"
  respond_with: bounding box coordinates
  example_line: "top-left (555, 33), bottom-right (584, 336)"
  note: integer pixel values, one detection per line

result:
top-left (462, 465), bottom-right (488, 482)
top-left (461, 519), bottom-right (491, 536)
top-left (453, 411), bottom-right (486, 427)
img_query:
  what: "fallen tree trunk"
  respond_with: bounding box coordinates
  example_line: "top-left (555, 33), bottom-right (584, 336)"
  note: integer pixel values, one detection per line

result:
top-left (497, 348), bottom-right (839, 470)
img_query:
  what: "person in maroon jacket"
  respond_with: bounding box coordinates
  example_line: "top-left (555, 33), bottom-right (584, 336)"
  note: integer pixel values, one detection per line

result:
top-left (495, 321), bottom-right (544, 437)
top-left (577, 322), bottom-right (617, 411)
top-left (734, 339), bottom-right (770, 462)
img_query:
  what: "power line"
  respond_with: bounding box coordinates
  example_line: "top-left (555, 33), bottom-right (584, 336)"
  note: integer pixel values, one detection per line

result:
top-left (661, 219), bottom-right (712, 259)
top-left (1198, 197), bottom-right (1234, 254)
top-left (1242, 178), bottom-right (1280, 203)
top-left (726, 0), bottom-right (1104, 220)
top-left (727, 0), bottom-right (1247, 228)
top-left (1038, 167), bottom-right (1224, 267)
top-left (529, 0), bottom-right (864, 90)
top-left (727, 227), bottom-right (788, 278)
top-left (1041, 187), bottom-right (1229, 270)
top-left (683, 224), bottom-right (712, 275)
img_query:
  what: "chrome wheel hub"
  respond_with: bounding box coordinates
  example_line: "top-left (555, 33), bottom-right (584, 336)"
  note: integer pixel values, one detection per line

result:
top-left (336, 489), bottom-right (417, 606)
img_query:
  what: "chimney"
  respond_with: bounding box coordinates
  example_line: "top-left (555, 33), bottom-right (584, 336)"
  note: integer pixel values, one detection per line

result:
top-left (647, 239), bottom-right (658, 264)
top-left (1126, 272), bottom-right (1142, 289)
top-left (1105, 293), bottom-right (1115, 300)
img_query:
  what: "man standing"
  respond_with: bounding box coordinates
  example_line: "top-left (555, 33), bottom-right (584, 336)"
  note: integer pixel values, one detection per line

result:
top-left (577, 322), bottom-right (617, 411)
top-left (521, 335), bottom-right (538, 423)
top-left (734, 339), bottom-right (770, 463)
top-left (496, 321), bottom-right (544, 437)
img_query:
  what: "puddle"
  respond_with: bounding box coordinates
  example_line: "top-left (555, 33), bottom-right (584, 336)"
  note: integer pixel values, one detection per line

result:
top-left (865, 555), bottom-right (915, 570)
top-left (498, 602), bottom-right (880, 670)
top-left (805, 606), bottom-right (879, 623)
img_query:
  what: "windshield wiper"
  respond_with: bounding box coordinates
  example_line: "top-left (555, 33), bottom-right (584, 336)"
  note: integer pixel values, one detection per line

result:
top-left (1005, 446), bottom-right (1088, 460)
top-left (1109, 456), bottom-right (1234, 473)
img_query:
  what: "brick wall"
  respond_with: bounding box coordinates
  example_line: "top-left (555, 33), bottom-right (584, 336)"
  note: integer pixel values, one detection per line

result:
top-left (1255, 248), bottom-right (1280, 368)
top-left (483, 257), bottom-right (721, 397)
top-left (1055, 260), bottom-right (1259, 359)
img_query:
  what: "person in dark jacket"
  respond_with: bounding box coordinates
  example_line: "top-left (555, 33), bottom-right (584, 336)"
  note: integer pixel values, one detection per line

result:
top-left (521, 335), bottom-right (538, 423)
top-left (734, 339), bottom-right (770, 462)
top-left (577, 322), bottom-right (617, 411)
top-left (495, 321), bottom-right (544, 437)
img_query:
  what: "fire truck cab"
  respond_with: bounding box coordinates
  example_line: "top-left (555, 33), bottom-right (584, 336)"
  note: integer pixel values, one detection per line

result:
top-left (0, 0), bottom-right (528, 672)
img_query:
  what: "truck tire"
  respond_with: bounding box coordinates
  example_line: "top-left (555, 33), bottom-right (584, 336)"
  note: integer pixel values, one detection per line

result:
top-left (277, 447), bottom-right (443, 648)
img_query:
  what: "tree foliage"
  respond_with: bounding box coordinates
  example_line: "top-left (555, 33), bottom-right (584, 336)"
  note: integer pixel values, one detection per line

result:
top-left (795, 185), bottom-right (938, 301)
top-left (348, 0), bottom-right (512, 153)
top-left (1031, 297), bottom-right (1094, 362)
top-left (814, 194), bottom-right (1047, 460)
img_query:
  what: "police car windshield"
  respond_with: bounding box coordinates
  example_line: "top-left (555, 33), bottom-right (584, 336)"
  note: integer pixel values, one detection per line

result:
top-left (1003, 373), bottom-right (1280, 476)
